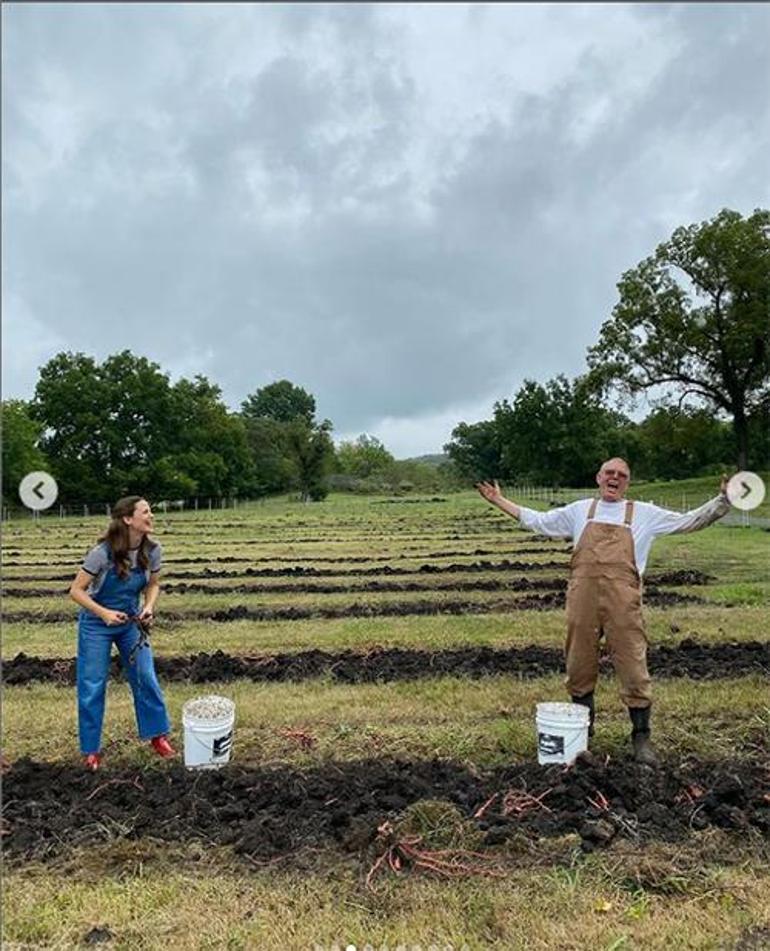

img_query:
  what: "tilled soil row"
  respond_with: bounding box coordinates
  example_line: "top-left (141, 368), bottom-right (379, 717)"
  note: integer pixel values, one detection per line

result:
top-left (2, 589), bottom-right (704, 625)
top-left (3, 752), bottom-right (768, 866)
top-left (4, 529), bottom-right (517, 551)
top-left (1, 569), bottom-right (712, 600)
top-left (3, 578), bottom-right (572, 599)
top-left (3, 542), bottom-right (564, 568)
top-left (5, 639), bottom-right (769, 686)
top-left (1, 545), bottom-right (569, 573)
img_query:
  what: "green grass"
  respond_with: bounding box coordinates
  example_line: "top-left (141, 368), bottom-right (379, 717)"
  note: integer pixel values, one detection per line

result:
top-left (4, 675), bottom-right (768, 768)
top-left (4, 849), bottom-right (770, 950)
top-left (3, 604), bottom-right (768, 659)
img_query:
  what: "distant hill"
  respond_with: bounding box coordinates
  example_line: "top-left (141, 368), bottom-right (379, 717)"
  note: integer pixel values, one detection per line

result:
top-left (401, 453), bottom-right (450, 467)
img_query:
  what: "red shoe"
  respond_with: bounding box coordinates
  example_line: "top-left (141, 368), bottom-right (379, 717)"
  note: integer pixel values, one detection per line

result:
top-left (150, 736), bottom-right (176, 758)
top-left (84, 753), bottom-right (102, 771)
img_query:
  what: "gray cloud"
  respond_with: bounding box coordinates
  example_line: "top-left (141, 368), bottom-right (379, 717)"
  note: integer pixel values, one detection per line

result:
top-left (3, 3), bottom-right (769, 455)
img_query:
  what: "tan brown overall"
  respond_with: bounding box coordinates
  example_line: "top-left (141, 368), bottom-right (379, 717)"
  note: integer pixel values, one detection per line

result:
top-left (565, 499), bottom-right (652, 709)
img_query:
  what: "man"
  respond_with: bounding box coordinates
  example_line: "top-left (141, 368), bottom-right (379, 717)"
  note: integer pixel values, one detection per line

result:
top-left (477, 459), bottom-right (730, 764)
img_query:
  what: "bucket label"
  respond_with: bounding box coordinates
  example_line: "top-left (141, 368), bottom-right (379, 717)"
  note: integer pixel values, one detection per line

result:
top-left (212, 730), bottom-right (233, 758)
top-left (538, 732), bottom-right (565, 756)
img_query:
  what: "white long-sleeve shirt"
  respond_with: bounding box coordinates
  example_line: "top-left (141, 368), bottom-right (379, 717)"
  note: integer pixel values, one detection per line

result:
top-left (517, 495), bottom-right (730, 576)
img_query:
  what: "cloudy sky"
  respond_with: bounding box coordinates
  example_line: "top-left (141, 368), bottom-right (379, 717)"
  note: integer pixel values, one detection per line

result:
top-left (3, 3), bottom-right (769, 456)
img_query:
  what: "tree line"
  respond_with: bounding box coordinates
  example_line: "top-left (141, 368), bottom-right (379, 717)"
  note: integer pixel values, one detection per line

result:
top-left (3, 207), bottom-right (768, 504)
top-left (444, 375), bottom-right (763, 486)
top-left (2, 368), bottom-right (452, 505)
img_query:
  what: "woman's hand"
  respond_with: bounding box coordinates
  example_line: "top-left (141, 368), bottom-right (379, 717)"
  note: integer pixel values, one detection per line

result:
top-left (476, 480), bottom-right (502, 503)
top-left (138, 607), bottom-right (155, 626)
top-left (101, 609), bottom-right (128, 626)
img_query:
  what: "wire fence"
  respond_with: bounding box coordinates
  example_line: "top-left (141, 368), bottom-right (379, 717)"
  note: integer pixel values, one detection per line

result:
top-left (1, 495), bottom-right (246, 523)
top-left (3, 486), bottom-right (767, 527)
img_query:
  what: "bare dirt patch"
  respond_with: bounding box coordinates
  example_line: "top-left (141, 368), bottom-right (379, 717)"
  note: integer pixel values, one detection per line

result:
top-left (3, 753), bottom-right (768, 867)
top-left (5, 639), bottom-right (767, 687)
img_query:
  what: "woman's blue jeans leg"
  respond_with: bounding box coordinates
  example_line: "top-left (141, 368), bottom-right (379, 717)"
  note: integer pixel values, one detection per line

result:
top-left (77, 622), bottom-right (113, 755)
top-left (116, 624), bottom-right (171, 741)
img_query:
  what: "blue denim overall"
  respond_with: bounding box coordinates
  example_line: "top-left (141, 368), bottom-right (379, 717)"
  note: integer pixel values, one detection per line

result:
top-left (77, 560), bottom-right (170, 754)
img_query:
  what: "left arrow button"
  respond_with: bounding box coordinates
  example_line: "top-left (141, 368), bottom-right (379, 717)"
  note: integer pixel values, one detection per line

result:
top-left (19, 471), bottom-right (59, 511)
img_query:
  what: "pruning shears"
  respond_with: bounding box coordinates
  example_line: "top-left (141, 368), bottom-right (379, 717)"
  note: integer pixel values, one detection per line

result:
top-left (127, 615), bottom-right (152, 665)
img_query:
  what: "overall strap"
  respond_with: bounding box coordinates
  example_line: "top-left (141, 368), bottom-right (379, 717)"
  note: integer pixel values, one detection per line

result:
top-left (587, 498), bottom-right (599, 520)
top-left (624, 500), bottom-right (635, 526)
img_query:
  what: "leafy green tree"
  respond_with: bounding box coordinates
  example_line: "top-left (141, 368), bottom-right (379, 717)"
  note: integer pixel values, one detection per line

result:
top-left (1, 400), bottom-right (48, 503)
top-left (165, 376), bottom-right (254, 497)
top-left (588, 208), bottom-right (770, 468)
top-left (494, 376), bottom-right (628, 487)
top-left (443, 420), bottom-right (502, 482)
top-left (147, 458), bottom-right (197, 499)
top-left (285, 419), bottom-right (335, 501)
top-left (335, 434), bottom-right (395, 479)
top-left (240, 379), bottom-right (336, 499)
top-left (31, 352), bottom-right (253, 501)
top-left (30, 351), bottom-right (175, 499)
top-left (241, 380), bottom-right (316, 425)
top-left (446, 376), bottom-right (634, 488)
top-left (242, 416), bottom-right (296, 496)
top-left (635, 407), bottom-right (733, 481)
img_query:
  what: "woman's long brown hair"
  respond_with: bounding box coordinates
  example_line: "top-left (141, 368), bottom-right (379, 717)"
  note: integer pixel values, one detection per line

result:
top-left (99, 496), bottom-right (155, 579)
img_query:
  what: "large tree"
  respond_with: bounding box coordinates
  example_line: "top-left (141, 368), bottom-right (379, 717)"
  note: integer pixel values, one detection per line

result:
top-left (1, 400), bottom-right (48, 504)
top-left (285, 418), bottom-right (335, 501)
top-left (241, 379), bottom-right (336, 499)
top-left (635, 407), bottom-right (733, 481)
top-left (241, 380), bottom-right (316, 425)
top-left (242, 417), bottom-right (297, 496)
top-left (443, 420), bottom-right (502, 483)
top-left (494, 375), bottom-right (630, 487)
top-left (445, 376), bottom-right (630, 487)
top-left (587, 208), bottom-right (770, 468)
top-left (31, 352), bottom-right (253, 501)
top-left (30, 351), bottom-right (167, 501)
top-left (164, 376), bottom-right (254, 498)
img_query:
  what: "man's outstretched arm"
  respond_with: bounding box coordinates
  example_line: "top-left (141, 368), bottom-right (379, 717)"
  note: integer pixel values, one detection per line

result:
top-left (476, 480), bottom-right (522, 519)
top-left (476, 480), bottom-right (574, 538)
top-left (649, 475), bottom-right (731, 536)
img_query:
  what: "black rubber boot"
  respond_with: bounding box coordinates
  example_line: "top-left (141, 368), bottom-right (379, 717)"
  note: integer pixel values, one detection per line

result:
top-left (629, 705), bottom-right (658, 766)
top-left (571, 692), bottom-right (595, 738)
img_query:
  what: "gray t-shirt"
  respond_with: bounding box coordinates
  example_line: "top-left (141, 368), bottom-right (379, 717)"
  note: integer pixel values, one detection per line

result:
top-left (82, 541), bottom-right (163, 596)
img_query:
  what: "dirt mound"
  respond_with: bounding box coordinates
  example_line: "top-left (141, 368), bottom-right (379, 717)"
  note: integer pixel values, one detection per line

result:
top-left (3, 577), bottom-right (573, 600)
top-left (645, 569), bottom-right (714, 586)
top-left (3, 569), bottom-right (714, 600)
top-left (3, 558), bottom-right (571, 584)
top-left (6, 639), bottom-right (767, 687)
top-left (3, 754), bottom-right (768, 866)
top-left (5, 587), bottom-right (706, 626)
top-left (2, 544), bottom-right (569, 572)
top-left (2, 567), bottom-right (710, 600)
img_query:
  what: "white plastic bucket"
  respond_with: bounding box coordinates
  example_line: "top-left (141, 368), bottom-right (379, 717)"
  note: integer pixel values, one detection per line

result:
top-left (536, 702), bottom-right (590, 765)
top-left (182, 695), bottom-right (235, 770)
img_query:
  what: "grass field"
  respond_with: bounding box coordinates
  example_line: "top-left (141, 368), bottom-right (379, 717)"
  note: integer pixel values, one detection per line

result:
top-left (2, 487), bottom-right (769, 950)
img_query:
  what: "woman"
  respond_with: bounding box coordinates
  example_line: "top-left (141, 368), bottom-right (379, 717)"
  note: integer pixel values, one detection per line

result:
top-left (70, 496), bottom-right (175, 770)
